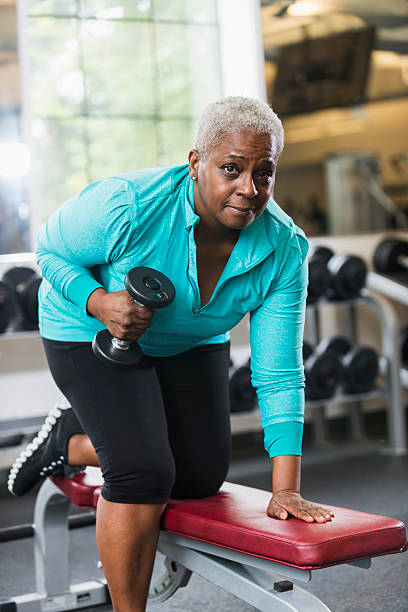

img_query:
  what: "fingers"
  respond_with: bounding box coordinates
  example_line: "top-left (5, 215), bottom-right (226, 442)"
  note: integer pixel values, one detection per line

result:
top-left (111, 298), bottom-right (155, 340)
top-left (289, 503), bottom-right (334, 523)
top-left (268, 496), bottom-right (335, 523)
top-left (267, 500), bottom-right (289, 520)
top-left (131, 303), bottom-right (154, 321)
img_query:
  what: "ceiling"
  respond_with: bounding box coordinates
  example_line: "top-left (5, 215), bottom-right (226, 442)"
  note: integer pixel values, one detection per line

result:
top-left (261, 0), bottom-right (408, 54)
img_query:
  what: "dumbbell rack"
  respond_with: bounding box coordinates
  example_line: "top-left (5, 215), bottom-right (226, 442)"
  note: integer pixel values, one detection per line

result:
top-left (1, 280), bottom-right (406, 466)
top-left (230, 289), bottom-right (407, 456)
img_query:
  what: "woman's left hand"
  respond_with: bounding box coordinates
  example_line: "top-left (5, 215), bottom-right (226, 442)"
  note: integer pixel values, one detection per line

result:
top-left (267, 490), bottom-right (335, 523)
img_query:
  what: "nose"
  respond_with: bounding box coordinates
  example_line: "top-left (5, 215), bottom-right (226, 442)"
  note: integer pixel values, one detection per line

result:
top-left (237, 172), bottom-right (258, 199)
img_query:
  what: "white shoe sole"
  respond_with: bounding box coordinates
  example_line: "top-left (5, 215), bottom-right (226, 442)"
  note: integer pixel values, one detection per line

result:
top-left (7, 404), bottom-right (67, 495)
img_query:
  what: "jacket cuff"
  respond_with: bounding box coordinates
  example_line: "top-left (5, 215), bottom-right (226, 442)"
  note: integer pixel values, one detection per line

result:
top-left (67, 275), bottom-right (103, 314)
top-left (263, 421), bottom-right (303, 458)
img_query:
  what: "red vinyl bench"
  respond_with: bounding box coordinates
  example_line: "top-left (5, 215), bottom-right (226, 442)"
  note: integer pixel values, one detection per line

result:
top-left (5, 467), bottom-right (407, 612)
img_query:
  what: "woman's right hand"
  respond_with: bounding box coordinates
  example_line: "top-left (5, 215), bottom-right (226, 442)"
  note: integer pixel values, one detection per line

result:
top-left (86, 287), bottom-right (155, 342)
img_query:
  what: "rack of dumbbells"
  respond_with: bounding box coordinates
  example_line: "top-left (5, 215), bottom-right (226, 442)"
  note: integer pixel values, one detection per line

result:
top-left (0, 261), bottom-right (41, 334)
top-left (0, 256), bottom-right (46, 473)
top-left (229, 244), bottom-right (406, 455)
top-left (368, 237), bottom-right (408, 391)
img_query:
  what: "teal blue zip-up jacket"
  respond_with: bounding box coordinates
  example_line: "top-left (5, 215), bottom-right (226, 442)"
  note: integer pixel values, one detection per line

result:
top-left (36, 164), bottom-right (309, 459)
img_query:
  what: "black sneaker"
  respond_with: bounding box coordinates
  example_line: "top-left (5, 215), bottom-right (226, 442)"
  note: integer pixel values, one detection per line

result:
top-left (8, 404), bottom-right (85, 496)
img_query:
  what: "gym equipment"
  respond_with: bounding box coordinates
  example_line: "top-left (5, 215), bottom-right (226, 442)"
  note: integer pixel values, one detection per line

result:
top-left (0, 279), bottom-right (16, 333)
top-left (2, 266), bottom-right (42, 331)
top-left (302, 341), bottom-right (313, 362)
top-left (92, 267), bottom-right (175, 368)
top-left (18, 274), bottom-right (42, 330)
top-left (0, 511), bottom-right (95, 543)
top-left (309, 246), bottom-right (367, 301)
top-left (3, 467), bottom-right (406, 612)
top-left (229, 359), bottom-right (256, 413)
top-left (307, 250), bottom-right (331, 303)
top-left (303, 341), bottom-right (344, 401)
top-left (319, 336), bottom-right (379, 395)
top-left (3, 266), bottom-right (37, 291)
top-left (373, 238), bottom-right (408, 274)
top-left (401, 327), bottom-right (408, 365)
top-left (373, 238), bottom-right (408, 288)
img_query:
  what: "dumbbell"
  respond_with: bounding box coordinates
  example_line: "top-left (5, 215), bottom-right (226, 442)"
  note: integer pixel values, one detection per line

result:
top-left (400, 327), bottom-right (408, 365)
top-left (2, 266), bottom-right (42, 331)
top-left (92, 267), bottom-right (175, 368)
top-left (373, 238), bottom-right (408, 275)
top-left (318, 336), bottom-right (379, 394)
top-left (19, 275), bottom-right (42, 330)
top-left (0, 280), bottom-right (16, 333)
top-left (303, 340), bottom-right (344, 401)
top-left (229, 358), bottom-right (256, 413)
top-left (309, 246), bottom-right (367, 301)
top-left (307, 250), bottom-right (331, 303)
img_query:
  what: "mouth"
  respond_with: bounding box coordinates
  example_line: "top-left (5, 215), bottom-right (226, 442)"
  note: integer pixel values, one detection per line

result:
top-left (226, 205), bottom-right (255, 214)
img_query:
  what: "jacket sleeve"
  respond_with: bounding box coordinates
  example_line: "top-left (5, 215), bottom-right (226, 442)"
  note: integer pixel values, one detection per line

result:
top-left (249, 229), bottom-right (309, 458)
top-left (36, 178), bottom-right (136, 314)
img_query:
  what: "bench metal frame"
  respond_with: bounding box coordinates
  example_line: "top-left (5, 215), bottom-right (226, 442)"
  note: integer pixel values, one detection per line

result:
top-left (2, 478), bottom-right (373, 612)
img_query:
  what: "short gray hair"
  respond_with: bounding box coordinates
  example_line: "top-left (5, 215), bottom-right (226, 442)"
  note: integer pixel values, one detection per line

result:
top-left (195, 96), bottom-right (284, 160)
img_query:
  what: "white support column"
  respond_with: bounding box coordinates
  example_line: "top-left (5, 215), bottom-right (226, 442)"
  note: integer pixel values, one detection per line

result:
top-left (16, 0), bottom-right (41, 248)
top-left (216, 0), bottom-right (267, 101)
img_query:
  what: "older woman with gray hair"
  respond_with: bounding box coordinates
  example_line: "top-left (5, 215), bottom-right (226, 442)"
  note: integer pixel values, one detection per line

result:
top-left (9, 96), bottom-right (334, 611)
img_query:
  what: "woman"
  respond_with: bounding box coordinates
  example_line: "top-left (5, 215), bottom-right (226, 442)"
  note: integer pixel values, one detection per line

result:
top-left (9, 96), bottom-right (334, 611)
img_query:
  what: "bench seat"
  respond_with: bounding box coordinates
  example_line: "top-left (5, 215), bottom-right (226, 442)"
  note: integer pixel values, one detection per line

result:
top-left (52, 467), bottom-right (407, 571)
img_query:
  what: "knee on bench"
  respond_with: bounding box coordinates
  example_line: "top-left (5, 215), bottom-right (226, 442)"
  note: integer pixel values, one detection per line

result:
top-left (101, 456), bottom-right (176, 504)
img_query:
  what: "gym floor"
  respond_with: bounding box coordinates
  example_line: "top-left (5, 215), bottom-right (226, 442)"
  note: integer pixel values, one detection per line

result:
top-left (1, 411), bottom-right (407, 612)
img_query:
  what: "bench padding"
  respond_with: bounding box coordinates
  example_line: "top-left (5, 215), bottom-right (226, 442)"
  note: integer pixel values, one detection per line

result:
top-left (52, 468), bottom-right (407, 570)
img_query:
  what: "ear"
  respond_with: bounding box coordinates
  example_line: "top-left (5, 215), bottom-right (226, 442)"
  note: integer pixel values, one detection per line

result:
top-left (188, 149), bottom-right (200, 180)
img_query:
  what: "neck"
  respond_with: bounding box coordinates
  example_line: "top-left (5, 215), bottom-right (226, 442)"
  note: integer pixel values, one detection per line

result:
top-left (194, 220), bottom-right (239, 247)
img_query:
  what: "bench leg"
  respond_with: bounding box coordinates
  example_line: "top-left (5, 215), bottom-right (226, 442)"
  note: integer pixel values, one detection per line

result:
top-left (158, 533), bottom-right (331, 612)
top-left (4, 479), bottom-right (109, 612)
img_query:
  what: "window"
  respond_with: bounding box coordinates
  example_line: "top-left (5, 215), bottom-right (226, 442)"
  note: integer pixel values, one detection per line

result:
top-left (24, 0), bottom-right (221, 229)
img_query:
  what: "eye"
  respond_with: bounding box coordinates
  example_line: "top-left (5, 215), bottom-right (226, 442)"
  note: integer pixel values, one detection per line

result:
top-left (222, 164), bottom-right (239, 176)
top-left (256, 169), bottom-right (273, 179)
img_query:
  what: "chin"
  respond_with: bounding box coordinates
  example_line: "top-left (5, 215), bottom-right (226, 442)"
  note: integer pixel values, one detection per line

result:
top-left (225, 218), bottom-right (253, 230)
top-left (220, 208), bottom-right (254, 228)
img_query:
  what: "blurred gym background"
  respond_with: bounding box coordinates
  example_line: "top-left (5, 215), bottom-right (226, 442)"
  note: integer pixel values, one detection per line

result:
top-left (0, 1), bottom-right (407, 611)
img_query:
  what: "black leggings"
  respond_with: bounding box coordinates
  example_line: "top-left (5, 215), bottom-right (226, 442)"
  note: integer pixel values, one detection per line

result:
top-left (42, 339), bottom-right (231, 504)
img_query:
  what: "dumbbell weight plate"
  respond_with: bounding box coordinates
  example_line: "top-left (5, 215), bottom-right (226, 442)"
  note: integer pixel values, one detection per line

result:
top-left (401, 327), bottom-right (408, 365)
top-left (125, 267), bottom-right (175, 308)
top-left (342, 347), bottom-right (379, 394)
top-left (305, 350), bottom-right (343, 401)
top-left (373, 239), bottom-right (408, 274)
top-left (19, 276), bottom-right (41, 330)
top-left (318, 336), bottom-right (351, 357)
top-left (3, 266), bottom-right (36, 292)
top-left (327, 254), bottom-right (367, 300)
top-left (0, 280), bottom-right (16, 333)
top-left (229, 363), bottom-right (256, 413)
top-left (303, 341), bottom-right (314, 361)
top-left (92, 329), bottom-right (144, 369)
top-left (319, 336), bottom-right (379, 394)
top-left (308, 246), bottom-right (334, 265)
top-left (307, 257), bottom-right (331, 303)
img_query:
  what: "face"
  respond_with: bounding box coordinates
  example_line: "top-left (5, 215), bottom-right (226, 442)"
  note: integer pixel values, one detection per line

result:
top-left (188, 130), bottom-right (279, 232)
